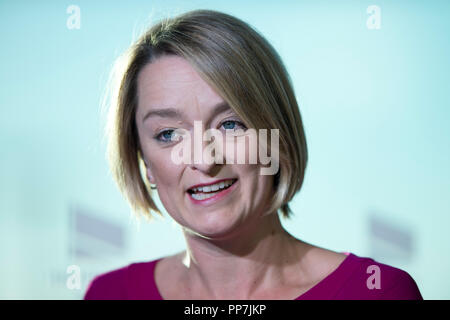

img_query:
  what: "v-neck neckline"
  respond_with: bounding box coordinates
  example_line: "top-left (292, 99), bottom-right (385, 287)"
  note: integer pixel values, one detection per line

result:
top-left (147, 252), bottom-right (356, 300)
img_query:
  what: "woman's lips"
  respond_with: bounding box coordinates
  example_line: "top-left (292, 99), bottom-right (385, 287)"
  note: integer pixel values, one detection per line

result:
top-left (187, 178), bottom-right (236, 192)
top-left (187, 179), bottom-right (238, 206)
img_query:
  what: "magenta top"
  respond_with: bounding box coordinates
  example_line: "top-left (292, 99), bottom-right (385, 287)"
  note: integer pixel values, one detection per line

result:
top-left (83, 252), bottom-right (423, 300)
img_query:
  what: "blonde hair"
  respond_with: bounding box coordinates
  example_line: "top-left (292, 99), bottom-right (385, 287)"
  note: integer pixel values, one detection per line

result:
top-left (106, 9), bottom-right (308, 220)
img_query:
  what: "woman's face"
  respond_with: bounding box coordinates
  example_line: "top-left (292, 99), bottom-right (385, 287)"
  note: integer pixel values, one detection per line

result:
top-left (135, 55), bottom-right (274, 239)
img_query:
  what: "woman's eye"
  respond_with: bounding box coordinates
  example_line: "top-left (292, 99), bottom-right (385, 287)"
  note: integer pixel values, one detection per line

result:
top-left (155, 129), bottom-right (175, 142)
top-left (221, 120), bottom-right (247, 131)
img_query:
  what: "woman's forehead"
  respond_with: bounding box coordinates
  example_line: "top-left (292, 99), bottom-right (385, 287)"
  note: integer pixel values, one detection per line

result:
top-left (136, 56), bottom-right (226, 120)
top-left (138, 56), bottom-right (210, 100)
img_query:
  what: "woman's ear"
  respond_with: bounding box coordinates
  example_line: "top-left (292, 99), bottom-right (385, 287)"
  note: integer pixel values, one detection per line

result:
top-left (146, 167), bottom-right (156, 184)
top-left (143, 157), bottom-right (156, 184)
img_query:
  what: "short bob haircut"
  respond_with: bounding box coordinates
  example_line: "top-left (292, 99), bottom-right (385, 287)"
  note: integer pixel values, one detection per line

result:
top-left (106, 9), bottom-right (308, 220)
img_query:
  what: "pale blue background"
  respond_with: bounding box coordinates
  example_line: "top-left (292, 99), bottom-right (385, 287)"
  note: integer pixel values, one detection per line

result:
top-left (1, 0), bottom-right (449, 299)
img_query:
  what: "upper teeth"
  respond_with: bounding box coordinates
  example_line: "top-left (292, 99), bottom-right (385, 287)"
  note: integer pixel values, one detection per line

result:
top-left (191, 179), bottom-right (235, 193)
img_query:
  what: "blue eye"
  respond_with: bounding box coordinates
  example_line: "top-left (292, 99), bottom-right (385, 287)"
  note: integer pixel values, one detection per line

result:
top-left (221, 120), bottom-right (246, 131)
top-left (222, 121), bottom-right (236, 130)
top-left (156, 129), bottom-right (175, 142)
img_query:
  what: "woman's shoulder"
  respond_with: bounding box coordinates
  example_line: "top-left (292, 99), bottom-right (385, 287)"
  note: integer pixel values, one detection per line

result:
top-left (334, 252), bottom-right (423, 300)
top-left (83, 258), bottom-right (162, 300)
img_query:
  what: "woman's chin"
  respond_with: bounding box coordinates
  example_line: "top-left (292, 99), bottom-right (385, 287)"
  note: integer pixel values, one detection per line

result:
top-left (183, 215), bottom-right (244, 241)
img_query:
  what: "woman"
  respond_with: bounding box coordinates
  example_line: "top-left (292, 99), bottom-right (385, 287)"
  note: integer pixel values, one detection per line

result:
top-left (84, 9), bottom-right (422, 300)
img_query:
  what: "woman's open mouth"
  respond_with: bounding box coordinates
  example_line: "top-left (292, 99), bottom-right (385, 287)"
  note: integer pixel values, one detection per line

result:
top-left (187, 179), bottom-right (238, 202)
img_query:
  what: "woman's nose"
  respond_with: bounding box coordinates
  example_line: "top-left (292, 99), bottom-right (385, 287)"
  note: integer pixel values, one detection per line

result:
top-left (189, 161), bottom-right (217, 174)
top-left (188, 131), bottom-right (225, 174)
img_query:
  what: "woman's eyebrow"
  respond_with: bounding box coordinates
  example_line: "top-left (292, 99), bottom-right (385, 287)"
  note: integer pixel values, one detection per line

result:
top-left (208, 101), bottom-right (234, 118)
top-left (142, 107), bottom-right (182, 122)
top-left (142, 101), bottom-right (232, 123)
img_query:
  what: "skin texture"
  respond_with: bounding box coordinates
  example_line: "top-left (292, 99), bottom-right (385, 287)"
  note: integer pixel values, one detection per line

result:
top-left (135, 55), bottom-right (346, 299)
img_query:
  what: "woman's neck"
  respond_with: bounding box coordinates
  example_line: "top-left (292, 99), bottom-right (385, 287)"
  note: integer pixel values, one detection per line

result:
top-left (180, 212), bottom-right (308, 299)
